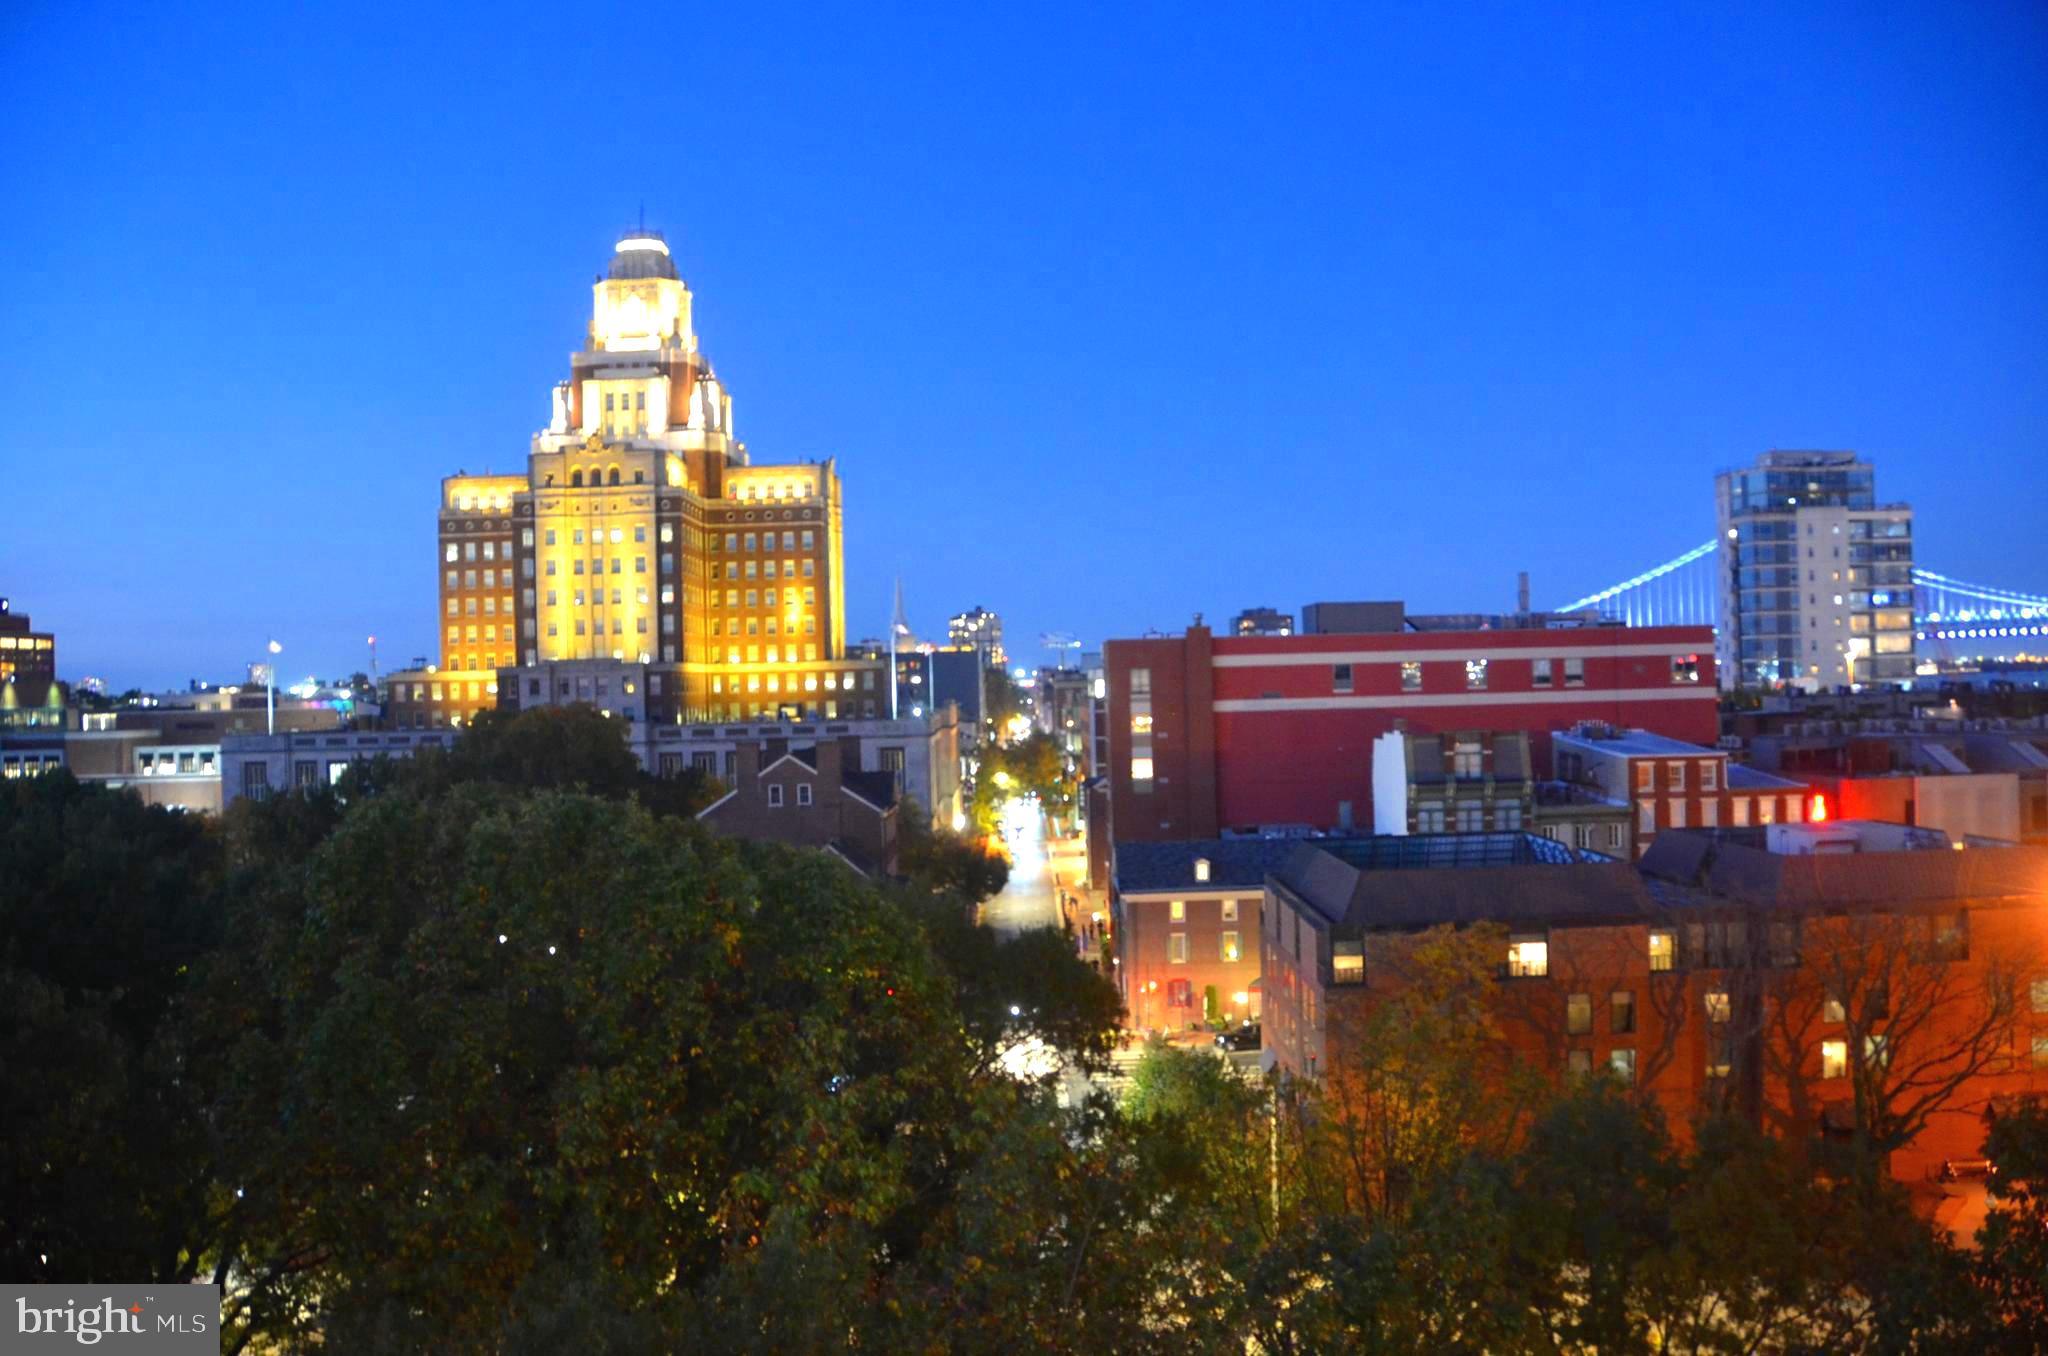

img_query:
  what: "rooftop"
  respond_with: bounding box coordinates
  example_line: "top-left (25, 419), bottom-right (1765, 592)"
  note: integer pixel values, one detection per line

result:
top-left (1726, 763), bottom-right (1807, 791)
top-left (606, 231), bottom-right (680, 282)
top-left (1273, 832), bottom-right (1644, 932)
top-left (1113, 837), bottom-right (1302, 894)
top-left (1555, 728), bottom-right (1722, 759)
top-left (1641, 829), bottom-right (2048, 909)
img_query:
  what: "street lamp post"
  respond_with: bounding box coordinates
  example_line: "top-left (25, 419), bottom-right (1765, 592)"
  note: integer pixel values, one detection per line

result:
top-left (266, 639), bottom-right (282, 736)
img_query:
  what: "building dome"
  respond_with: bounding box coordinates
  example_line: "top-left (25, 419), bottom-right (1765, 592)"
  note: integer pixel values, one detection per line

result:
top-left (607, 230), bottom-right (679, 281)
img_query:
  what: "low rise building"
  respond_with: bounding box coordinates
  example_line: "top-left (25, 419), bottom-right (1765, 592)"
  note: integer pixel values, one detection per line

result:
top-left (1370, 728), bottom-right (1535, 835)
top-left (696, 739), bottom-right (899, 876)
top-left (221, 729), bottom-right (460, 807)
top-left (1231, 607), bottom-right (1295, 637)
top-left (1553, 724), bottom-right (1811, 857)
top-left (1111, 838), bottom-right (1297, 1034)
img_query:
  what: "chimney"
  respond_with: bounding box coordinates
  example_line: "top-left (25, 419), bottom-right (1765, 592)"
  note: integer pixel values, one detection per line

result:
top-left (733, 742), bottom-right (761, 790)
top-left (1517, 571), bottom-right (1530, 615)
top-left (814, 739), bottom-right (845, 796)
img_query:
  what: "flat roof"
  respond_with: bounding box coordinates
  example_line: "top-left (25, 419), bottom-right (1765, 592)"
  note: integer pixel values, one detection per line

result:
top-left (1554, 729), bottom-right (1721, 758)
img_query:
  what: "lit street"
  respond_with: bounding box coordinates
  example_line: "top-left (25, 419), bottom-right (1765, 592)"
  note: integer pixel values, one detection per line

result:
top-left (977, 796), bottom-right (1061, 937)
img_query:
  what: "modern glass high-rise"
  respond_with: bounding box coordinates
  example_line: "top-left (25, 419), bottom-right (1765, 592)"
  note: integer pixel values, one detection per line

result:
top-left (1714, 451), bottom-right (1915, 692)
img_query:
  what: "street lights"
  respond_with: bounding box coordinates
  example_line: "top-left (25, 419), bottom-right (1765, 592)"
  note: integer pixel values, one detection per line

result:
top-left (266, 639), bottom-right (282, 736)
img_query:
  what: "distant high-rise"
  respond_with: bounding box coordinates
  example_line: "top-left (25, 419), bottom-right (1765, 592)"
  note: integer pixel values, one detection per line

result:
top-left (395, 230), bottom-right (874, 727)
top-left (1231, 606), bottom-right (1294, 637)
top-left (1715, 450), bottom-right (1915, 692)
top-left (947, 606), bottom-right (1005, 668)
top-left (0, 596), bottom-right (60, 728)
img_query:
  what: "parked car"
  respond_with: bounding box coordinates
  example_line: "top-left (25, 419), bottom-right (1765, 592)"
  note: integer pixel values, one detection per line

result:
top-left (1215, 1022), bottom-right (1261, 1052)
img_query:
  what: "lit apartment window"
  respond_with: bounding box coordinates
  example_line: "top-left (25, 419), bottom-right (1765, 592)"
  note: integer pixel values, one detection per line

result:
top-left (1783, 795), bottom-right (1803, 824)
top-left (1567, 1049), bottom-right (1593, 1077)
top-left (1699, 798), bottom-right (1718, 827)
top-left (1609, 1048), bottom-right (1636, 1084)
top-left (1648, 929), bottom-right (1675, 972)
top-left (1332, 939), bottom-right (1364, 985)
top-left (1169, 899), bottom-right (1185, 922)
top-left (1731, 796), bottom-right (1751, 826)
top-left (1401, 661), bottom-right (1422, 692)
top-left (1465, 658), bottom-right (1488, 690)
top-left (1506, 933), bottom-right (1548, 978)
top-left (1220, 898), bottom-right (1237, 921)
top-left (1635, 762), bottom-right (1654, 793)
top-left (1821, 1040), bottom-right (1848, 1080)
top-left (2031, 979), bottom-right (2048, 1013)
top-left (1757, 797), bottom-right (1777, 825)
top-left (1532, 657), bottom-right (1553, 688)
top-left (1705, 991), bottom-right (1731, 1024)
top-left (1194, 857), bottom-right (1211, 883)
top-left (1221, 931), bottom-right (1241, 963)
top-left (1864, 1034), bottom-right (1890, 1070)
top-left (1131, 755), bottom-right (1154, 788)
top-left (1566, 993), bottom-right (1592, 1035)
top-left (1669, 798), bottom-right (1687, 829)
top-left (1671, 654), bottom-right (1702, 684)
top-left (1131, 711), bottom-right (1153, 734)
top-left (1168, 933), bottom-right (1188, 964)
top-left (1332, 663), bottom-right (1353, 694)
top-left (1564, 657), bottom-right (1585, 687)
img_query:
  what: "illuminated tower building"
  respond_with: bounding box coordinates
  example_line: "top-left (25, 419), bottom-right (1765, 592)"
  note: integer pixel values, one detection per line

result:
top-left (393, 231), bottom-right (875, 729)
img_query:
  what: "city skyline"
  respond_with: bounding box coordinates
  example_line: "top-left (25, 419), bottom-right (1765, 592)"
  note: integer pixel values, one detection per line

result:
top-left (4, 3), bottom-right (2045, 688)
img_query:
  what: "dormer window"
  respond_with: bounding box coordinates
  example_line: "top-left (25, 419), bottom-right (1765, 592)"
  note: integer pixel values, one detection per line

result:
top-left (1194, 857), bottom-right (1211, 883)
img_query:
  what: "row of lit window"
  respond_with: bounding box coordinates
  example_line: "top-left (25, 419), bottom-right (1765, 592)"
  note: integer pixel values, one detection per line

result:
top-left (546, 525), bottom-right (670, 546)
top-left (729, 482), bottom-right (814, 502)
top-left (448, 625), bottom-right (511, 644)
top-left (716, 588), bottom-right (816, 610)
top-left (447, 595), bottom-right (515, 617)
top-left (1329, 653), bottom-right (1699, 694)
top-left (0, 636), bottom-right (52, 651)
top-left (1165, 931), bottom-right (1243, 964)
top-left (546, 618), bottom-right (664, 638)
top-left (1639, 793), bottom-right (1806, 832)
top-left (545, 586), bottom-right (668, 608)
top-left (1632, 759), bottom-right (1722, 793)
top-left (714, 559), bottom-right (815, 580)
top-left (710, 667), bottom-right (871, 692)
top-left (711, 616), bottom-right (812, 638)
top-left (544, 556), bottom-right (657, 578)
top-left (710, 700), bottom-right (877, 721)
top-left (445, 540), bottom-right (514, 562)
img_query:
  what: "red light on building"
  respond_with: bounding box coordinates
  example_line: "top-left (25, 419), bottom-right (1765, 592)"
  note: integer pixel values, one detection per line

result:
top-left (1809, 794), bottom-right (1829, 823)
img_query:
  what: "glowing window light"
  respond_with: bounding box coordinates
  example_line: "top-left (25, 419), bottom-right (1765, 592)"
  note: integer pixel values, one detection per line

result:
top-left (1808, 794), bottom-right (1829, 823)
top-left (617, 236), bottom-right (669, 255)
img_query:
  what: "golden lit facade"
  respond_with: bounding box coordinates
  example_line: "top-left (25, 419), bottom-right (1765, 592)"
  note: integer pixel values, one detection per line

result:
top-left (397, 232), bottom-right (871, 728)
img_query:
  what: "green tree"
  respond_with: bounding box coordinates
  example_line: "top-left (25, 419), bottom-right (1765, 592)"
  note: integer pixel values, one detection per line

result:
top-left (1974, 1095), bottom-right (2048, 1347)
top-left (0, 772), bottom-right (224, 1287)
top-left (896, 795), bottom-right (1008, 901)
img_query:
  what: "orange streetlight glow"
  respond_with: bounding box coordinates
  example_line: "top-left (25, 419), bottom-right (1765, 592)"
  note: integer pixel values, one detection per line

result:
top-left (1808, 794), bottom-right (1829, 823)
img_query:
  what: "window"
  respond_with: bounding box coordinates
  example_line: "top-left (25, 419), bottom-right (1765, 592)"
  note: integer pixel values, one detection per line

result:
top-left (1401, 660), bottom-right (1422, 692)
top-left (1706, 1035), bottom-right (1733, 1079)
top-left (1864, 1034), bottom-right (1890, 1070)
top-left (1416, 802), bottom-right (1445, 833)
top-left (1821, 1040), bottom-right (1848, 1079)
top-left (1610, 1048), bottom-right (1636, 1084)
top-left (1756, 796), bottom-right (1777, 825)
top-left (767, 784), bottom-right (784, 808)
top-left (1564, 656), bottom-right (1585, 687)
top-left (1456, 801), bottom-right (1484, 832)
top-left (1332, 663), bottom-right (1353, 694)
top-left (1666, 761), bottom-right (1687, 792)
top-left (1638, 800), bottom-right (1655, 834)
top-left (1610, 990), bottom-right (1635, 1034)
top-left (1566, 993), bottom-right (1592, 1035)
top-left (1704, 990), bottom-right (1731, 1024)
top-left (1669, 798), bottom-right (1688, 829)
top-left (1731, 796), bottom-right (1751, 826)
top-left (1567, 1049), bottom-right (1593, 1077)
top-left (1129, 667), bottom-right (1152, 696)
top-left (2031, 979), bottom-right (2048, 1014)
top-left (1168, 933), bottom-right (1188, 964)
top-left (1221, 898), bottom-right (1237, 921)
top-left (1506, 933), bottom-right (1548, 978)
top-left (1169, 899), bottom-right (1185, 922)
top-left (1495, 803), bottom-right (1522, 830)
top-left (1452, 740), bottom-right (1483, 778)
top-left (1635, 762), bottom-right (1655, 793)
top-left (1699, 798), bottom-right (1718, 828)
top-left (1194, 857), bottom-right (1211, 883)
top-left (1671, 653), bottom-right (1702, 684)
top-left (1131, 711), bottom-right (1153, 734)
top-left (1221, 931), bottom-right (1241, 963)
top-left (796, 783), bottom-right (813, 806)
top-left (1700, 761), bottom-right (1720, 793)
top-left (1648, 929), bottom-right (1675, 972)
top-left (2034, 1035), bottom-right (2048, 1071)
top-left (1823, 993), bottom-right (1846, 1024)
top-left (1465, 657), bottom-right (1488, 690)
top-left (1131, 755), bottom-right (1154, 788)
top-left (1332, 939), bottom-right (1364, 985)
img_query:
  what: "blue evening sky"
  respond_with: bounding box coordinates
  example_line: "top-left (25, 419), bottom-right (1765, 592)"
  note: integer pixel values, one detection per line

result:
top-left (2, 2), bottom-right (2042, 688)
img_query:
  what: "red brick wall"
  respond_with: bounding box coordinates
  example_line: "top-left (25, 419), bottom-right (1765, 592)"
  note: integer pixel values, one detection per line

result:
top-left (1119, 890), bottom-right (1264, 1033)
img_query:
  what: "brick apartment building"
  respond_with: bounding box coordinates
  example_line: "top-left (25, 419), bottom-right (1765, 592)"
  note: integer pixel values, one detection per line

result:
top-left (1109, 838), bottom-right (1297, 1034)
top-left (696, 739), bottom-right (900, 876)
top-left (1262, 826), bottom-right (2048, 1185)
top-left (1553, 725), bottom-right (1812, 858)
top-left (1103, 620), bottom-right (1717, 844)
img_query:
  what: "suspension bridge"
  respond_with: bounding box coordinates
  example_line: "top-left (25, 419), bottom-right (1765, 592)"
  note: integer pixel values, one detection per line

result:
top-left (1554, 541), bottom-right (2048, 665)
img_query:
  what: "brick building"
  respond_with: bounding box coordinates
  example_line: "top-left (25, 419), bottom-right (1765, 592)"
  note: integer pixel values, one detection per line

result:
top-left (1110, 838), bottom-right (1297, 1034)
top-left (1103, 621), bottom-right (1717, 845)
top-left (1552, 725), bottom-right (1812, 857)
top-left (696, 739), bottom-right (900, 876)
top-left (1262, 826), bottom-right (2048, 1186)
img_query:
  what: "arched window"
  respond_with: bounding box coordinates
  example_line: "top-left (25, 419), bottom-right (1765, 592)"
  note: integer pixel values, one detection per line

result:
top-left (608, 467), bottom-right (622, 486)
top-left (570, 469), bottom-right (584, 488)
